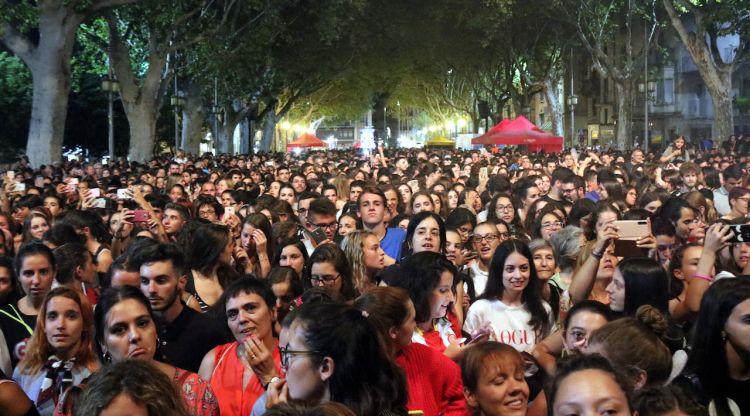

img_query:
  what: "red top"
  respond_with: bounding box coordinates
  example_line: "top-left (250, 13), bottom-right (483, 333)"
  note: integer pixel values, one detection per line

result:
top-left (208, 341), bottom-right (281, 416)
top-left (394, 343), bottom-right (466, 416)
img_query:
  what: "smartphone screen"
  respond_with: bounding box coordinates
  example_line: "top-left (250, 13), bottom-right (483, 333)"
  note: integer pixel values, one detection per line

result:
top-left (310, 227), bottom-right (328, 244)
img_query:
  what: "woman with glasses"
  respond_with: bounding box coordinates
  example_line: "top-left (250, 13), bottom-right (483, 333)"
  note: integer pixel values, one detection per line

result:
top-left (270, 302), bottom-right (408, 416)
top-left (487, 194), bottom-right (524, 239)
top-left (199, 278), bottom-right (281, 416)
top-left (303, 244), bottom-right (356, 301)
top-left (464, 240), bottom-right (554, 353)
top-left (467, 222), bottom-right (502, 297)
top-left (531, 211), bottom-right (564, 241)
top-left (192, 197), bottom-right (223, 222)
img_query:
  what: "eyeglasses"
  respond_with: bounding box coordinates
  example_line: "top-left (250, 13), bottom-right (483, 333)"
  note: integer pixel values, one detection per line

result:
top-left (310, 274), bottom-right (341, 285)
top-left (198, 209), bottom-right (216, 216)
top-left (473, 234), bottom-right (499, 244)
top-left (495, 205), bottom-right (514, 212)
top-left (310, 222), bottom-right (338, 231)
top-left (541, 221), bottom-right (564, 229)
top-left (279, 345), bottom-right (320, 368)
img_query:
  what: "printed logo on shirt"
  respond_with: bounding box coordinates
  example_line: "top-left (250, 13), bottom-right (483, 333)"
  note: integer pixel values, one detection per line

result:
top-left (13, 337), bottom-right (29, 361)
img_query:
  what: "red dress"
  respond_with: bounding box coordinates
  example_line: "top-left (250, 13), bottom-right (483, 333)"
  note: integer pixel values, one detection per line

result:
top-left (208, 341), bottom-right (281, 416)
top-left (173, 368), bottom-right (219, 416)
top-left (395, 342), bottom-right (466, 416)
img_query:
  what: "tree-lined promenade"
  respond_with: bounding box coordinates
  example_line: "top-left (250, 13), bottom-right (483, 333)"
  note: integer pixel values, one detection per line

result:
top-left (1, 0), bottom-right (748, 166)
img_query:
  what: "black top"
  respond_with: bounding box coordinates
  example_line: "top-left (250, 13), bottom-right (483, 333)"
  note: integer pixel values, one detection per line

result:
top-left (0, 304), bottom-right (36, 369)
top-left (157, 302), bottom-right (230, 373)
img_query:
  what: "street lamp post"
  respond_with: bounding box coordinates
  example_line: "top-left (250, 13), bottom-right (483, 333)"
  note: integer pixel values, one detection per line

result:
top-left (101, 73), bottom-right (120, 160)
top-left (638, 80), bottom-right (657, 152)
top-left (567, 94), bottom-right (578, 148)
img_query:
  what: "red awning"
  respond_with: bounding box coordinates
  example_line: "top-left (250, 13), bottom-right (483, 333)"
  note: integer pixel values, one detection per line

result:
top-left (471, 116), bottom-right (563, 153)
top-left (287, 133), bottom-right (327, 148)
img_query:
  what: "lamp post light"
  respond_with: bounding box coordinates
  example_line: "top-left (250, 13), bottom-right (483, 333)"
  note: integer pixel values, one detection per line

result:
top-left (171, 92), bottom-right (186, 150)
top-left (567, 94), bottom-right (578, 147)
top-left (101, 75), bottom-right (120, 160)
top-left (638, 81), bottom-right (657, 152)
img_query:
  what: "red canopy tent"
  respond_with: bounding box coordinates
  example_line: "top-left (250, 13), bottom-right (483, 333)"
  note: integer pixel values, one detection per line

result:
top-left (286, 133), bottom-right (327, 149)
top-left (472, 116), bottom-right (563, 153)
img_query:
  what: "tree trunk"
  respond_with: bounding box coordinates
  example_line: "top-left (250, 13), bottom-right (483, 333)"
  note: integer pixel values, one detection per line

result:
top-left (259, 105), bottom-right (278, 152)
top-left (123, 105), bottom-right (158, 162)
top-left (543, 77), bottom-right (564, 137)
top-left (3, 5), bottom-right (81, 167)
top-left (662, 0), bottom-right (736, 141)
top-left (27, 54), bottom-right (71, 166)
top-left (614, 81), bottom-right (633, 150)
top-left (181, 82), bottom-right (206, 155)
top-left (711, 88), bottom-right (734, 141)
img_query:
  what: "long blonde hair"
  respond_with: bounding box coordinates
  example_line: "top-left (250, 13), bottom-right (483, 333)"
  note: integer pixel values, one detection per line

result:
top-left (342, 230), bottom-right (377, 293)
top-left (19, 287), bottom-right (99, 374)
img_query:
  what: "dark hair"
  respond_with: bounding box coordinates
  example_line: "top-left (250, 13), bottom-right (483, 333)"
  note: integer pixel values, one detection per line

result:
top-left (192, 196), bottom-right (224, 218)
top-left (352, 286), bottom-right (411, 356)
top-left (273, 237), bottom-right (309, 268)
top-left (43, 223), bottom-right (85, 248)
top-left (486, 193), bottom-right (523, 234)
top-left (567, 198), bottom-right (596, 228)
top-left (215, 277), bottom-right (276, 335)
top-left (15, 241), bottom-right (56, 275)
top-left (584, 202), bottom-right (621, 241)
top-left (547, 354), bottom-right (634, 414)
top-left (483, 239), bottom-right (551, 337)
top-left (241, 213), bottom-right (276, 261)
top-left (683, 278), bottom-right (750, 415)
top-left (445, 207), bottom-right (477, 231)
top-left (94, 286), bottom-right (155, 360)
top-left (659, 197), bottom-right (692, 229)
top-left (390, 252), bottom-right (457, 323)
top-left (187, 222), bottom-right (231, 275)
top-left (268, 266), bottom-right (304, 299)
top-left (291, 302), bottom-right (408, 416)
top-left (633, 385), bottom-right (706, 416)
top-left (130, 242), bottom-right (187, 278)
top-left (304, 244), bottom-right (356, 301)
top-left (307, 197), bottom-right (337, 221)
top-left (563, 300), bottom-right (612, 331)
top-left (616, 257), bottom-right (669, 316)
top-left (53, 243), bottom-right (91, 286)
top-left (163, 203), bottom-right (190, 221)
top-left (666, 243), bottom-right (701, 300)
top-left (404, 211), bottom-right (446, 256)
top-left (62, 210), bottom-right (110, 243)
top-left (264, 401), bottom-right (357, 416)
top-left (0, 256), bottom-right (21, 303)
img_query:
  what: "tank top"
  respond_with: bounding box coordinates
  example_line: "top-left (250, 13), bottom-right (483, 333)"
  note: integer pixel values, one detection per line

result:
top-left (209, 341), bottom-right (281, 416)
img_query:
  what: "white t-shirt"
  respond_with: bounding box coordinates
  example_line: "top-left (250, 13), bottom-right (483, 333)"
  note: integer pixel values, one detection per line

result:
top-left (468, 261), bottom-right (489, 297)
top-left (464, 298), bottom-right (553, 353)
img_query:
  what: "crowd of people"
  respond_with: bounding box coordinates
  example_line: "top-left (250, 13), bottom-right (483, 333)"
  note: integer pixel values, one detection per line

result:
top-left (0, 135), bottom-right (748, 415)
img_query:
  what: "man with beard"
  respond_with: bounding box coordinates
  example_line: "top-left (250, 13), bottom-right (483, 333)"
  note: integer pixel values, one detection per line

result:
top-left (134, 243), bottom-right (227, 372)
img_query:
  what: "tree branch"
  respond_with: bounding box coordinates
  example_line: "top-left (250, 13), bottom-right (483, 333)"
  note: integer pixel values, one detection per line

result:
top-left (0, 23), bottom-right (37, 63)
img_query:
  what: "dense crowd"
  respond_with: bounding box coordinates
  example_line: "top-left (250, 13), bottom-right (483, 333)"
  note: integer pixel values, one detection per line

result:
top-left (0, 134), bottom-right (748, 416)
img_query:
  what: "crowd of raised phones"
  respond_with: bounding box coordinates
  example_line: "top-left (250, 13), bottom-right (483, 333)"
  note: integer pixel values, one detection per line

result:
top-left (0, 136), bottom-right (748, 416)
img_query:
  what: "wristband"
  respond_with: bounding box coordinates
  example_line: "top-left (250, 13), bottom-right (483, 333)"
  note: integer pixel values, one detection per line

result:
top-left (590, 250), bottom-right (603, 259)
top-left (691, 273), bottom-right (713, 282)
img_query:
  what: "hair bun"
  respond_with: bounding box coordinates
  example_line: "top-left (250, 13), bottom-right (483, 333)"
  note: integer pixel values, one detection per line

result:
top-left (635, 305), bottom-right (667, 338)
